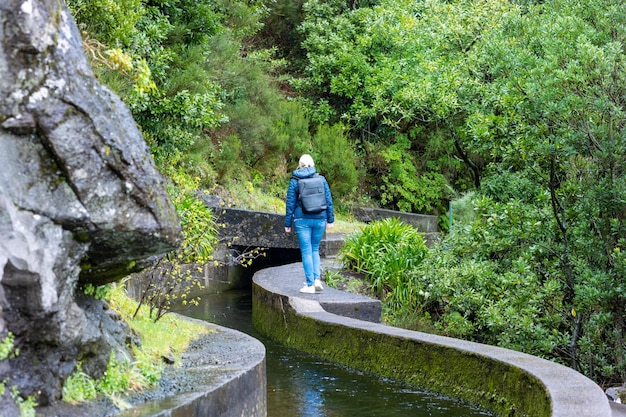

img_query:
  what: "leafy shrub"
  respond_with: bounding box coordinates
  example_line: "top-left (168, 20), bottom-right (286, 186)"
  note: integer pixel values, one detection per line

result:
top-left (379, 135), bottom-right (453, 213)
top-left (62, 363), bottom-right (98, 404)
top-left (395, 192), bottom-right (569, 359)
top-left (67, 0), bottom-right (144, 47)
top-left (339, 218), bottom-right (428, 300)
top-left (140, 85), bottom-right (227, 168)
top-left (133, 187), bottom-right (218, 322)
top-left (311, 123), bottom-right (359, 200)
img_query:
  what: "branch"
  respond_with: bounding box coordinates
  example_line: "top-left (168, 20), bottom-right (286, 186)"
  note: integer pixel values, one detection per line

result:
top-left (454, 138), bottom-right (481, 188)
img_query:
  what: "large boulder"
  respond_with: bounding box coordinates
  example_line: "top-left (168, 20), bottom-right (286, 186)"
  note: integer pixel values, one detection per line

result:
top-left (0, 0), bottom-right (182, 410)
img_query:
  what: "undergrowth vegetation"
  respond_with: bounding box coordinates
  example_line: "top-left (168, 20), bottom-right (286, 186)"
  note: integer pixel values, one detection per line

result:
top-left (133, 182), bottom-right (218, 322)
top-left (336, 189), bottom-right (626, 387)
top-left (62, 284), bottom-right (207, 407)
top-left (340, 218), bottom-right (428, 299)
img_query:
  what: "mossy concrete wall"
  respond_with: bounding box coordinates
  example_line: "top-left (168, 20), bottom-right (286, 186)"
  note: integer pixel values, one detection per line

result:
top-left (252, 264), bottom-right (611, 417)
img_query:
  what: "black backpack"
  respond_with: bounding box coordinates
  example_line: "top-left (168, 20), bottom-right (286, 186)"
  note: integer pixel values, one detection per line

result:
top-left (294, 174), bottom-right (327, 214)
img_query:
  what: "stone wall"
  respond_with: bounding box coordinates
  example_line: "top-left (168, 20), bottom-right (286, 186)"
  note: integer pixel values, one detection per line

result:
top-left (351, 206), bottom-right (440, 245)
top-left (207, 205), bottom-right (300, 250)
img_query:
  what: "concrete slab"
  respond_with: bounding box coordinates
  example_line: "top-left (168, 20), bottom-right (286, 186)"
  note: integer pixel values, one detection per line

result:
top-left (612, 401), bottom-right (626, 417)
top-left (257, 260), bottom-right (382, 323)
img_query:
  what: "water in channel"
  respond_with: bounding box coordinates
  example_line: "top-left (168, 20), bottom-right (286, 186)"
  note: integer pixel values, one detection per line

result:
top-left (181, 289), bottom-right (495, 417)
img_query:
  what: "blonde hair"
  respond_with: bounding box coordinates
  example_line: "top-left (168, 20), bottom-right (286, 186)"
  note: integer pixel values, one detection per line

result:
top-left (298, 154), bottom-right (315, 168)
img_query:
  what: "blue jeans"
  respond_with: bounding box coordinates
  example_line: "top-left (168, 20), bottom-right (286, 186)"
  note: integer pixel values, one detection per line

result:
top-left (294, 218), bottom-right (326, 286)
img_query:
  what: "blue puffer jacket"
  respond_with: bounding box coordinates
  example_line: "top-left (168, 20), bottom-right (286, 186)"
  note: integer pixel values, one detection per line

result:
top-left (284, 166), bottom-right (335, 227)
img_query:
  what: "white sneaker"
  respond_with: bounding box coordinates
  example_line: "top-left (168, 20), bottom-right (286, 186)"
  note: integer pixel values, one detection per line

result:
top-left (299, 285), bottom-right (316, 294)
top-left (314, 279), bottom-right (324, 291)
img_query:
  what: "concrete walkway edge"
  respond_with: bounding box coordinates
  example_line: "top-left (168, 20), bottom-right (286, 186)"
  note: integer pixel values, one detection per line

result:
top-left (120, 317), bottom-right (266, 417)
top-left (252, 262), bottom-right (612, 417)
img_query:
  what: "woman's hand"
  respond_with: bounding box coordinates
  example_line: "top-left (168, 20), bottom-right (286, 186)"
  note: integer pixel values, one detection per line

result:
top-left (285, 227), bottom-right (291, 233)
top-left (326, 223), bottom-right (334, 230)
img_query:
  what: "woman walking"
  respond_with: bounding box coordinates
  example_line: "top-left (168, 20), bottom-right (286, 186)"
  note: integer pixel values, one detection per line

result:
top-left (284, 154), bottom-right (335, 293)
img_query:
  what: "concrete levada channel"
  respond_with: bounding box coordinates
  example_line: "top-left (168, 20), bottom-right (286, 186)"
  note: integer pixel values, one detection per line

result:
top-left (180, 289), bottom-right (494, 417)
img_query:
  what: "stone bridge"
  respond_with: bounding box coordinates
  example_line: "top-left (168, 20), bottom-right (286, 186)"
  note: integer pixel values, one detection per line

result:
top-left (164, 196), bottom-right (441, 294)
top-left (202, 197), bottom-right (440, 259)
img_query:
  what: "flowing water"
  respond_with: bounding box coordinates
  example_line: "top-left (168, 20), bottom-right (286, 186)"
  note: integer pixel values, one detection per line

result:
top-left (181, 289), bottom-right (495, 417)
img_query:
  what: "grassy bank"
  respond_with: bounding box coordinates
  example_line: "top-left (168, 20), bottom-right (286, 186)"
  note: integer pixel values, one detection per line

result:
top-left (61, 284), bottom-right (209, 408)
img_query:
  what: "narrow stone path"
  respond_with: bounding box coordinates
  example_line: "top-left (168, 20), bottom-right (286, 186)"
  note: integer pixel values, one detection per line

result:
top-left (612, 402), bottom-right (626, 417)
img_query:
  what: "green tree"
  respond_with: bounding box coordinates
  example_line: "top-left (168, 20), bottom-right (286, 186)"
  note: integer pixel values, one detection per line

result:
top-left (461, 0), bottom-right (626, 380)
top-left (311, 123), bottom-right (358, 199)
top-left (296, 0), bottom-right (508, 211)
top-left (379, 134), bottom-right (452, 213)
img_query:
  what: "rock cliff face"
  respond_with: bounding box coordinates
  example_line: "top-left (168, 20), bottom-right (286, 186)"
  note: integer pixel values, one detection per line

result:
top-left (0, 0), bottom-right (182, 411)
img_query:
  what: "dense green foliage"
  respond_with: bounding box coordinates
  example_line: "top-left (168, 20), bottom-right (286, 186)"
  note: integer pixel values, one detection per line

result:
top-left (67, 0), bottom-right (359, 202)
top-left (296, 0), bottom-right (493, 209)
top-left (306, 0), bottom-right (626, 386)
top-left (133, 187), bottom-right (218, 322)
top-left (339, 218), bottom-right (429, 312)
top-left (67, 0), bottom-right (626, 387)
